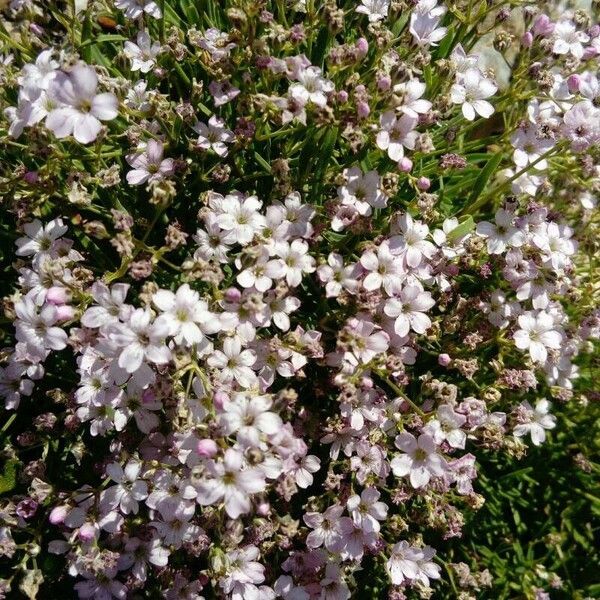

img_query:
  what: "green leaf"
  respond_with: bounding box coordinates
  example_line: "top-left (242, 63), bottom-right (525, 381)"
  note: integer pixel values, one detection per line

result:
top-left (253, 151), bottom-right (272, 174)
top-left (465, 151), bottom-right (503, 207)
top-left (0, 458), bottom-right (18, 495)
top-left (447, 215), bottom-right (475, 242)
top-left (179, 0), bottom-right (202, 25)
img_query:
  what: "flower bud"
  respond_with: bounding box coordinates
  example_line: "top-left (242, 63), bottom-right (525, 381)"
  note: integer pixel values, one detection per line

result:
top-left (355, 37), bottom-right (368, 58)
top-left (46, 286), bottom-right (68, 305)
top-left (337, 90), bottom-right (349, 103)
top-left (23, 171), bottom-right (39, 184)
top-left (196, 439), bottom-right (218, 458)
top-left (532, 14), bottom-right (554, 36)
top-left (397, 157), bottom-right (413, 172)
top-left (256, 501), bottom-right (271, 516)
top-left (417, 176), bottom-right (431, 190)
top-left (438, 353), bottom-right (451, 367)
top-left (521, 31), bottom-right (533, 47)
top-left (213, 390), bottom-right (229, 410)
top-left (54, 305), bottom-right (75, 322)
top-left (357, 101), bottom-right (370, 118)
top-left (567, 74), bottom-right (581, 93)
top-left (377, 75), bottom-right (391, 91)
top-left (49, 505), bottom-right (68, 525)
top-left (223, 287), bottom-right (241, 303)
top-left (78, 523), bottom-right (96, 542)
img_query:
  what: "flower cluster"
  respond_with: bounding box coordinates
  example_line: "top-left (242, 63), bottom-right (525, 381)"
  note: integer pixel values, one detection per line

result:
top-left (0, 1), bottom-right (598, 599)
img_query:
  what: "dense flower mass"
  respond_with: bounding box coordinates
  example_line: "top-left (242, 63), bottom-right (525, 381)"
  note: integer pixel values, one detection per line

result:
top-left (0, 1), bottom-right (598, 599)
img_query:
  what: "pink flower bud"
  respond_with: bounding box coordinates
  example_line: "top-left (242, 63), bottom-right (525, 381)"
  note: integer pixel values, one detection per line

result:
top-left (46, 286), bottom-right (68, 305)
top-left (355, 37), bottom-right (369, 58)
top-left (589, 24), bottom-right (600, 38)
top-left (54, 305), bottom-right (74, 322)
top-left (377, 75), bottom-right (391, 91)
top-left (337, 90), bottom-right (349, 103)
top-left (446, 264), bottom-right (460, 276)
top-left (438, 353), bottom-right (451, 367)
top-left (224, 287), bottom-right (241, 303)
top-left (521, 31), bottom-right (533, 47)
top-left (49, 505), bottom-right (68, 525)
top-left (417, 176), bottom-right (431, 190)
top-left (29, 23), bottom-right (44, 36)
top-left (532, 14), bottom-right (554, 37)
top-left (397, 157), bottom-right (413, 172)
top-left (256, 501), bottom-right (271, 516)
top-left (196, 439), bottom-right (218, 458)
top-left (78, 523), bottom-right (96, 542)
top-left (23, 171), bottom-right (39, 184)
top-left (567, 74), bottom-right (581, 93)
top-left (357, 101), bottom-right (370, 118)
top-left (213, 390), bottom-right (229, 410)
top-left (583, 47), bottom-right (598, 60)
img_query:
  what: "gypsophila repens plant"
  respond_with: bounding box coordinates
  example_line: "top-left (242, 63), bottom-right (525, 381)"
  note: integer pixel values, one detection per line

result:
top-left (0, 0), bottom-right (598, 598)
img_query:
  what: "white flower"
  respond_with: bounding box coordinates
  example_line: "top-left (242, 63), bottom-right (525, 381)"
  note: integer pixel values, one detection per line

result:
top-left (124, 31), bottom-right (161, 73)
top-left (383, 284), bottom-right (435, 337)
top-left (513, 311), bottom-right (562, 364)
top-left (424, 404), bottom-right (468, 449)
top-left (46, 64), bottom-right (119, 144)
top-left (360, 243), bottom-right (403, 295)
top-left (193, 115), bottom-right (235, 157)
top-left (389, 212), bottom-right (436, 268)
top-left (386, 541), bottom-right (421, 585)
top-left (409, 1), bottom-right (447, 47)
top-left (552, 20), bottom-right (589, 59)
top-left (15, 296), bottom-right (68, 351)
top-left (126, 140), bottom-right (175, 185)
top-left (216, 193), bottom-right (266, 245)
top-left (346, 487), bottom-right (388, 533)
top-left (153, 283), bottom-right (218, 347)
top-left (220, 546), bottom-right (266, 600)
top-left (304, 505), bottom-right (344, 551)
top-left (449, 43), bottom-right (478, 73)
top-left (207, 337), bottom-right (257, 388)
top-left (511, 125), bottom-right (555, 170)
top-left (393, 79), bottom-right (432, 118)
top-left (450, 69), bottom-right (497, 121)
top-left (236, 250), bottom-right (286, 292)
top-left (317, 253), bottom-right (359, 298)
top-left (274, 239), bottom-right (316, 287)
top-left (125, 80), bottom-right (151, 112)
top-left (15, 218), bottom-right (67, 257)
top-left (81, 282), bottom-right (130, 328)
top-left (476, 208), bottom-right (525, 254)
top-left (356, 0), bottom-right (389, 22)
top-left (196, 449), bottom-right (266, 518)
top-left (99, 461), bottom-right (148, 515)
top-left (115, 0), bottom-right (161, 19)
top-left (390, 432), bottom-right (447, 488)
top-left (513, 399), bottom-right (556, 446)
top-left (376, 110), bottom-right (418, 161)
top-left (289, 66), bottom-right (334, 107)
top-left (293, 455), bottom-right (320, 488)
top-left (108, 308), bottom-right (172, 373)
top-left (338, 166), bottom-right (387, 213)
top-left (198, 28), bottom-right (237, 61)
top-left (219, 393), bottom-right (282, 447)
top-left (18, 48), bottom-right (59, 90)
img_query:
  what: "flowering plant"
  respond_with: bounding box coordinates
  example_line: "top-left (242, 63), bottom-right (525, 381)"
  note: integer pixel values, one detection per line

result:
top-left (0, 0), bottom-right (598, 599)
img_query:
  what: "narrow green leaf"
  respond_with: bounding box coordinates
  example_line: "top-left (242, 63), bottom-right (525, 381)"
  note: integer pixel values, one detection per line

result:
top-left (465, 151), bottom-right (503, 206)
